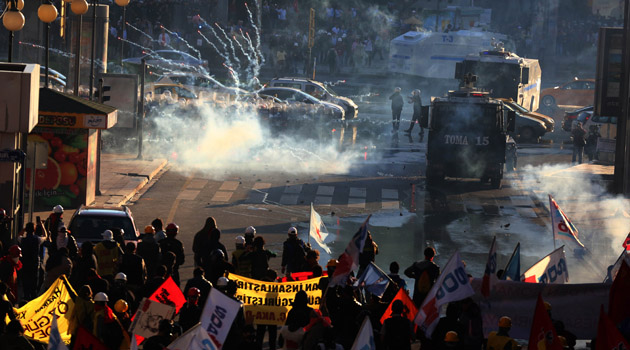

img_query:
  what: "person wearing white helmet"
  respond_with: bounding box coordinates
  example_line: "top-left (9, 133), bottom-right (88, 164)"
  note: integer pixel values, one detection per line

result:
top-left (94, 230), bottom-right (124, 279)
top-left (216, 276), bottom-right (229, 291)
top-left (232, 235), bottom-right (252, 277)
top-left (93, 291), bottom-right (126, 349)
top-left (389, 87), bottom-right (404, 132)
top-left (109, 272), bottom-right (136, 313)
top-left (244, 226), bottom-right (256, 246)
top-left (404, 89), bottom-right (424, 138)
top-left (45, 204), bottom-right (65, 243)
top-left (281, 227), bottom-right (308, 275)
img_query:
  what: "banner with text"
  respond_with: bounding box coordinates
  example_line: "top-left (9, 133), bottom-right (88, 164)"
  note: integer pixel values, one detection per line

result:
top-left (470, 278), bottom-right (609, 340)
top-left (9, 275), bottom-right (76, 344)
top-left (230, 274), bottom-right (323, 325)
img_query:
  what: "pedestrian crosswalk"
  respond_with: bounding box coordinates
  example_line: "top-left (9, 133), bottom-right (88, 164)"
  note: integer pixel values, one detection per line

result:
top-left (175, 177), bottom-right (544, 219)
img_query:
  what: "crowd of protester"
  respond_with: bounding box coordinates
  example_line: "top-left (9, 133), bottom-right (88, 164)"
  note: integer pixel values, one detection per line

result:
top-left (1, 204), bottom-right (622, 350)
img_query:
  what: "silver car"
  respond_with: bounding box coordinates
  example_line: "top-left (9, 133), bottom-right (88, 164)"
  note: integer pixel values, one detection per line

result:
top-left (259, 87), bottom-right (346, 120)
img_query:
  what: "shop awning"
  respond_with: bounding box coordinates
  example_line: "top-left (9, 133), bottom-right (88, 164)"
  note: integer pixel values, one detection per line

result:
top-left (37, 88), bottom-right (118, 129)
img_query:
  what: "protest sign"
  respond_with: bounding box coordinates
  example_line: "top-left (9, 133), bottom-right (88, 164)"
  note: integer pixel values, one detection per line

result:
top-left (230, 273), bottom-right (322, 325)
top-left (10, 275), bottom-right (76, 344)
top-left (128, 298), bottom-right (176, 339)
top-left (149, 276), bottom-right (187, 313)
top-left (200, 288), bottom-right (241, 348)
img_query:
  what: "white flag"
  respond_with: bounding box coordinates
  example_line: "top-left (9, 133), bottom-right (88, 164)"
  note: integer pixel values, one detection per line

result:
top-left (48, 315), bottom-right (69, 350)
top-left (414, 251), bottom-right (474, 338)
top-left (310, 203), bottom-right (331, 254)
top-left (200, 288), bottom-right (242, 349)
top-left (522, 246), bottom-right (569, 284)
top-left (167, 324), bottom-right (219, 350)
top-left (351, 316), bottom-right (375, 350)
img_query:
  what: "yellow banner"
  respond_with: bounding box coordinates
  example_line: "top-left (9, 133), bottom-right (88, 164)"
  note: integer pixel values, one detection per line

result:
top-left (229, 274), bottom-right (322, 325)
top-left (9, 275), bottom-right (76, 344)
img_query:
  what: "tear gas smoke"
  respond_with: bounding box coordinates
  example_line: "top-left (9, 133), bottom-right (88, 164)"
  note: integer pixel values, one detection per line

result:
top-left (144, 102), bottom-right (366, 177)
top-left (519, 163), bottom-right (630, 282)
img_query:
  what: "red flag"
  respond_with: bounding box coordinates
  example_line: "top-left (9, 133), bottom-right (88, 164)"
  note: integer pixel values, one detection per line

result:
top-left (149, 276), bottom-right (186, 313)
top-left (73, 326), bottom-right (108, 350)
top-left (609, 260), bottom-right (630, 324)
top-left (596, 305), bottom-right (630, 350)
top-left (623, 233), bottom-right (630, 251)
top-left (528, 294), bottom-right (562, 350)
top-left (380, 287), bottom-right (418, 325)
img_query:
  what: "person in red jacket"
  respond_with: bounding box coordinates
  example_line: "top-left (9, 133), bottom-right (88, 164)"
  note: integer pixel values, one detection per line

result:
top-left (0, 245), bottom-right (22, 303)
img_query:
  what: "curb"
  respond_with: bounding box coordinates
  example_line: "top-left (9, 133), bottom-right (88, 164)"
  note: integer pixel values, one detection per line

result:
top-left (99, 158), bottom-right (168, 207)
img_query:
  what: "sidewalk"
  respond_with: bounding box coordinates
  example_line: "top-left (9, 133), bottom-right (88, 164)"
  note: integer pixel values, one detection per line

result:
top-left (93, 153), bottom-right (168, 207)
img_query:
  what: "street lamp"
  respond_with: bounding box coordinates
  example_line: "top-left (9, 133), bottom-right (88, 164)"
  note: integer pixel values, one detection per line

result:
top-left (115, 0), bottom-right (130, 69)
top-left (3, 0), bottom-right (26, 62)
top-left (38, 0), bottom-right (59, 87)
top-left (70, 0), bottom-right (89, 95)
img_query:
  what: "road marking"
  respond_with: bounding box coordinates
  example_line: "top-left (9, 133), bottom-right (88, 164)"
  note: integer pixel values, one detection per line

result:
top-left (316, 186), bottom-right (335, 196)
top-left (348, 197), bottom-right (366, 209)
top-left (314, 196), bottom-right (333, 206)
top-left (280, 194), bottom-right (299, 205)
top-left (167, 175), bottom-right (194, 223)
top-left (253, 182), bottom-right (271, 190)
top-left (177, 190), bottom-right (200, 200)
top-left (349, 187), bottom-right (366, 198)
top-left (219, 181), bottom-right (240, 191)
top-left (381, 200), bottom-right (399, 209)
top-left (382, 189), bottom-right (399, 200)
top-left (186, 179), bottom-right (208, 190)
top-left (212, 191), bottom-right (233, 202)
top-left (284, 184), bottom-right (303, 194)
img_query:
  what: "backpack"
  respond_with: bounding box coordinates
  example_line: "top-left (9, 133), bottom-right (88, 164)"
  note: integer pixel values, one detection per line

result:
top-left (415, 269), bottom-right (432, 295)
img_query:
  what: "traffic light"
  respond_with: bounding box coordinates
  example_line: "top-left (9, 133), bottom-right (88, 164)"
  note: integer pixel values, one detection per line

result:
top-left (94, 84), bottom-right (111, 103)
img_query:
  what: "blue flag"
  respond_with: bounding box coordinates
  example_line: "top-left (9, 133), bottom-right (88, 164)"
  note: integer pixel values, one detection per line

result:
top-left (356, 262), bottom-right (391, 298)
top-left (501, 242), bottom-right (520, 281)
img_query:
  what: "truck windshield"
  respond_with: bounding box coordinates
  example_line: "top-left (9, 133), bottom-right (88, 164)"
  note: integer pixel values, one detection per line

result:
top-left (432, 103), bottom-right (501, 133)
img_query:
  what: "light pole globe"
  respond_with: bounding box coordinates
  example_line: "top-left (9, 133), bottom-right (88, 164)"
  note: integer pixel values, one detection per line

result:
top-left (3, 10), bottom-right (25, 31)
top-left (37, 3), bottom-right (58, 23)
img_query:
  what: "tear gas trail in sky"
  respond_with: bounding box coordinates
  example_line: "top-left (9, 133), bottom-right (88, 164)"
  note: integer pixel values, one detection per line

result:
top-left (160, 25), bottom-right (202, 61)
top-left (214, 23), bottom-right (240, 66)
top-left (244, 2), bottom-right (266, 71)
top-left (145, 103), bottom-right (365, 177)
top-left (519, 163), bottom-right (630, 281)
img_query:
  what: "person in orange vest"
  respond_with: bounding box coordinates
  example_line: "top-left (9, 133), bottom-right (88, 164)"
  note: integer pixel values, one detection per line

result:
top-left (486, 316), bottom-right (521, 350)
top-left (94, 230), bottom-right (124, 280)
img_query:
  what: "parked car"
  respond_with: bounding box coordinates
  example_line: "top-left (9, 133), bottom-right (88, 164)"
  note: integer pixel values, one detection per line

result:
top-left (145, 83), bottom-right (199, 104)
top-left (498, 98), bottom-right (554, 132)
top-left (259, 87), bottom-right (345, 120)
top-left (562, 105), bottom-right (593, 131)
top-left (123, 50), bottom-right (208, 72)
top-left (540, 78), bottom-right (595, 109)
top-left (267, 77), bottom-right (358, 118)
top-left (502, 103), bottom-right (547, 142)
top-left (68, 205), bottom-right (140, 245)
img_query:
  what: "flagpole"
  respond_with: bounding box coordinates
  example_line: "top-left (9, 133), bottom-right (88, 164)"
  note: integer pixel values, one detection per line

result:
top-left (549, 194), bottom-right (556, 249)
top-left (308, 203), bottom-right (312, 246)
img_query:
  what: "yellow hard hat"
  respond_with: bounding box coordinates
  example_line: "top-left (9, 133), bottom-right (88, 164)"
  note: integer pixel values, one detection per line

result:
top-left (326, 259), bottom-right (338, 267)
top-left (444, 331), bottom-right (459, 342)
top-left (144, 225), bottom-right (155, 234)
top-left (498, 316), bottom-right (512, 328)
top-left (544, 301), bottom-right (552, 311)
top-left (558, 336), bottom-right (567, 346)
top-left (114, 299), bottom-right (128, 313)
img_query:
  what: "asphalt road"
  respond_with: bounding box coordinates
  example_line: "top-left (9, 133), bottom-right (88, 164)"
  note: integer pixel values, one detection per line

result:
top-left (122, 95), bottom-right (623, 292)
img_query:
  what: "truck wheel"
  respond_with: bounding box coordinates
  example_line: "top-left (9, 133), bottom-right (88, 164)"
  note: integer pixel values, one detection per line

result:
top-left (491, 177), bottom-right (502, 189)
top-left (542, 95), bottom-right (556, 108)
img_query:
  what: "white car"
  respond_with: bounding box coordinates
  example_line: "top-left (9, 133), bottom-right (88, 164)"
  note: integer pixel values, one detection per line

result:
top-left (259, 87), bottom-right (345, 120)
top-left (268, 77), bottom-right (358, 118)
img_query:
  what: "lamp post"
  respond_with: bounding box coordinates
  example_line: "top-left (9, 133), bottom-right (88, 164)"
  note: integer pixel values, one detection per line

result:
top-left (71, 0), bottom-right (89, 96)
top-left (115, 0), bottom-right (130, 69)
top-left (3, 0), bottom-right (25, 62)
top-left (38, 1), bottom-right (58, 87)
top-left (89, 0), bottom-right (97, 100)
